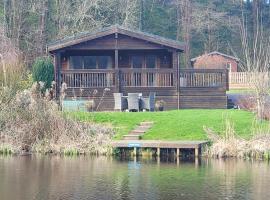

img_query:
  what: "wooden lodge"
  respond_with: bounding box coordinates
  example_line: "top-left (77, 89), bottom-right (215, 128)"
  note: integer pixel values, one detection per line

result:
top-left (48, 25), bottom-right (228, 110)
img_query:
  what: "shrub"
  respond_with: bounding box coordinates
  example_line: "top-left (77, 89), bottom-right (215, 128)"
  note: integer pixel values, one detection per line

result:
top-left (32, 57), bottom-right (54, 89)
top-left (236, 95), bottom-right (256, 111)
top-left (0, 83), bottom-right (114, 155)
top-left (19, 72), bottom-right (33, 90)
top-left (204, 119), bottom-right (270, 159)
top-left (236, 95), bottom-right (270, 120)
top-left (155, 100), bottom-right (165, 111)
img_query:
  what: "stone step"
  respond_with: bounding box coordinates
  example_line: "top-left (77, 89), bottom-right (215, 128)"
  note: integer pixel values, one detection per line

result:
top-left (129, 131), bottom-right (145, 135)
top-left (123, 135), bottom-right (141, 140)
top-left (136, 125), bottom-right (152, 130)
top-left (140, 122), bottom-right (154, 126)
top-left (124, 121), bottom-right (154, 140)
top-left (131, 129), bottom-right (146, 133)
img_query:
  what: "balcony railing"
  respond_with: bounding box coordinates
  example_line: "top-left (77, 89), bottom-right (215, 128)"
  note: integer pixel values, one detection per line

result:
top-left (61, 69), bottom-right (116, 88)
top-left (120, 68), bottom-right (174, 87)
top-left (179, 69), bottom-right (227, 88)
top-left (61, 68), bottom-right (227, 89)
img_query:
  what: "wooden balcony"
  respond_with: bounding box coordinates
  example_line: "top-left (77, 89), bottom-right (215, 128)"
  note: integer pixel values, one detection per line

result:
top-left (61, 69), bottom-right (116, 88)
top-left (120, 68), bottom-right (174, 87)
top-left (61, 68), bottom-right (227, 90)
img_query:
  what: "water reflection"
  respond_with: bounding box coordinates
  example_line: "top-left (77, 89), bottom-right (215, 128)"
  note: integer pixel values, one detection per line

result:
top-left (0, 155), bottom-right (269, 200)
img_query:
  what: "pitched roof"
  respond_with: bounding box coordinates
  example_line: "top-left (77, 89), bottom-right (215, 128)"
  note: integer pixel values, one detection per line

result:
top-left (48, 25), bottom-right (185, 52)
top-left (190, 51), bottom-right (240, 62)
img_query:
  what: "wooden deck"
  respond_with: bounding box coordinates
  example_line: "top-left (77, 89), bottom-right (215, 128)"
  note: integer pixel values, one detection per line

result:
top-left (111, 140), bottom-right (208, 157)
top-left (62, 68), bottom-right (228, 110)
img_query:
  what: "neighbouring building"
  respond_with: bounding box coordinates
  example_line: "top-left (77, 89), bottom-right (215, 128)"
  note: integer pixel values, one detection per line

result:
top-left (191, 51), bottom-right (240, 72)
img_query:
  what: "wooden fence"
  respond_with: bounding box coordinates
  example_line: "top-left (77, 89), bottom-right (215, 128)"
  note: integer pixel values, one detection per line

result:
top-left (180, 69), bottom-right (226, 88)
top-left (229, 72), bottom-right (269, 89)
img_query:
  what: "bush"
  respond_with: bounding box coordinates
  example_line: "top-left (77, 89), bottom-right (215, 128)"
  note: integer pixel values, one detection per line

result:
top-left (32, 57), bottom-right (54, 89)
top-left (0, 83), bottom-right (114, 155)
top-left (204, 119), bottom-right (270, 159)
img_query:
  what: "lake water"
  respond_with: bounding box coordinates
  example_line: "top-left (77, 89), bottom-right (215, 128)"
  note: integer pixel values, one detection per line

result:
top-left (0, 156), bottom-right (270, 200)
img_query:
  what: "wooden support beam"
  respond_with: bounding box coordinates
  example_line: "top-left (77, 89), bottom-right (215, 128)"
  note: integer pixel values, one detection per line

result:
top-left (176, 148), bottom-right (180, 157)
top-left (133, 147), bottom-right (137, 156)
top-left (157, 147), bottom-right (160, 157)
top-left (115, 49), bottom-right (120, 92)
top-left (114, 32), bottom-right (120, 93)
top-left (55, 52), bottom-right (61, 98)
top-left (195, 148), bottom-right (199, 157)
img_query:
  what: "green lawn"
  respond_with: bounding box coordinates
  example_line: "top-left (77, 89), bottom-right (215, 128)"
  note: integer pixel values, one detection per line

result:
top-left (226, 89), bottom-right (255, 94)
top-left (68, 109), bottom-right (268, 141)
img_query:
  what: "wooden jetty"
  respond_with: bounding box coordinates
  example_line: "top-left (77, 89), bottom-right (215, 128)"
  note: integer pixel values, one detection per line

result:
top-left (111, 140), bottom-right (208, 157)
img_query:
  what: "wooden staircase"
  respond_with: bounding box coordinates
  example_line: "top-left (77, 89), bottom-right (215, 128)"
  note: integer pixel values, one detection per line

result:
top-left (123, 122), bottom-right (154, 140)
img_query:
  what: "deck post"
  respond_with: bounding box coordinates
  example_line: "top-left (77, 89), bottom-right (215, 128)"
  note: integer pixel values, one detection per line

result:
top-left (195, 148), bottom-right (199, 157)
top-left (114, 33), bottom-right (120, 93)
top-left (55, 52), bottom-right (61, 98)
top-left (172, 50), bottom-right (180, 109)
top-left (115, 49), bottom-right (120, 93)
top-left (157, 147), bottom-right (160, 157)
top-left (176, 148), bottom-right (180, 157)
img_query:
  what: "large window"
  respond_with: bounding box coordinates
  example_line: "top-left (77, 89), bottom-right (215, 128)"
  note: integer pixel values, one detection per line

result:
top-left (70, 56), bottom-right (83, 69)
top-left (84, 56), bottom-right (97, 69)
top-left (132, 56), bottom-right (143, 68)
top-left (160, 55), bottom-right (171, 68)
top-left (98, 56), bottom-right (112, 69)
top-left (146, 55), bottom-right (156, 68)
top-left (69, 55), bottom-right (112, 69)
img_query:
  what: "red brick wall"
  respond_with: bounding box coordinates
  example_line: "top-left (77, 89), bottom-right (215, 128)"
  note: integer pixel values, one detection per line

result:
top-left (192, 54), bottom-right (238, 72)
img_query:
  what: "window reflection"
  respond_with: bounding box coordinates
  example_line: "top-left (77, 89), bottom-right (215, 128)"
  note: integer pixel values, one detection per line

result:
top-left (146, 55), bottom-right (156, 68)
top-left (70, 56), bottom-right (83, 69)
top-left (84, 56), bottom-right (97, 69)
top-left (132, 56), bottom-right (143, 68)
top-left (69, 56), bottom-right (112, 69)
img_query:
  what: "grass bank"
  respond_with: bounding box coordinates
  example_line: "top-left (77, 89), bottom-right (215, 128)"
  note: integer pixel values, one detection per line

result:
top-left (68, 109), bottom-right (268, 141)
top-left (226, 89), bottom-right (255, 94)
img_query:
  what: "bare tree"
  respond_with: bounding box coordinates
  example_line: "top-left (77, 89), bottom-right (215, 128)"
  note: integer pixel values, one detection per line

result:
top-left (0, 24), bottom-right (21, 87)
top-left (238, 7), bottom-right (270, 119)
top-left (191, 2), bottom-right (229, 52)
top-left (121, 0), bottom-right (140, 29)
top-left (175, 0), bottom-right (192, 68)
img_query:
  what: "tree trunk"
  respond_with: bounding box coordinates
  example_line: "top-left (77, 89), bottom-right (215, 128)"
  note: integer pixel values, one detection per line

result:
top-left (38, 0), bottom-right (49, 55)
top-left (178, 0), bottom-right (192, 68)
top-left (0, 54), bottom-right (7, 87)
